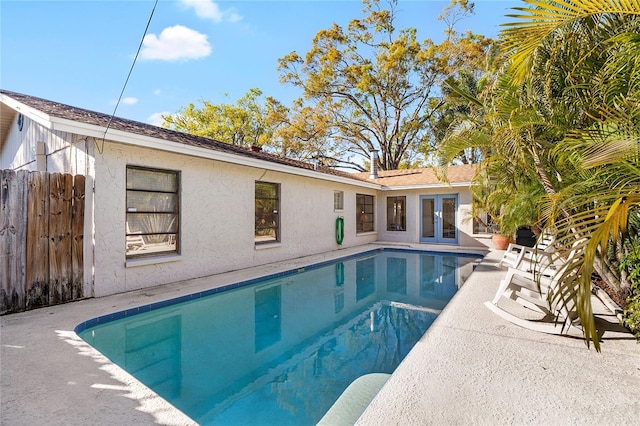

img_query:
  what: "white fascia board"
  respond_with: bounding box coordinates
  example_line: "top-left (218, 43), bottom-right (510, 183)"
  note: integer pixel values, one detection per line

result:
top-left (380, 182), bottom-right (471, 191)
top-left (1, 94), bottom-right (53, 128)
top-left (49, 116), bottom-right (381, 189)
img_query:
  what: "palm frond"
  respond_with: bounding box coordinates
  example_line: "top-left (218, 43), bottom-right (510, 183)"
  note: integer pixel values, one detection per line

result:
top-left (501, 0), bottom-right (640, 81)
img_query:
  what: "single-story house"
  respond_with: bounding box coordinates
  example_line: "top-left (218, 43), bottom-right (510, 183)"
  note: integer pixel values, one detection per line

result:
top-left (1, 89), bottom-right (490, 300)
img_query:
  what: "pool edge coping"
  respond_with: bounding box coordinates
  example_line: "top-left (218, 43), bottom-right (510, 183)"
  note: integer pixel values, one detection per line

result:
top-left (74, 247), bottom-right (484, 335)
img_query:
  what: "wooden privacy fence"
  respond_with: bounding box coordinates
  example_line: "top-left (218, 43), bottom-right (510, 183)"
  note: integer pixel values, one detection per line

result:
top-left (1, 170), bottom-right (85, 314)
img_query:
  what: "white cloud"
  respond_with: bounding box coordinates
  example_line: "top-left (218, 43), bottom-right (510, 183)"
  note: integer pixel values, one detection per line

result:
top-left (109, 97), bottom-right (139, 105)
top-left (122, 97), bottom-right (138, 105)
top-left (181, 0), bottom-right (223, 22)
top-left (153, 89), bottom-right (161, 96)
top-left (228, 13), bottom-right (243, 23)
top-left (141, 25), bottom-right (211, 61)
top-left (180, 0), bottom-right (243, 23)
top-left (148, 112), bottom-right (171, 127)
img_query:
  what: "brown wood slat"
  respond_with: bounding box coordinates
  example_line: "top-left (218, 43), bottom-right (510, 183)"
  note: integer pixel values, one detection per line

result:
top-left (49, 173), bottom-right (73, 304)
top-left (3, 170), bottom-right (86, 314)
top-left (1, 170), bottom-right (22, 313)
top-left (15, 171), bottom-right (28, 311)
top-left (26, 171), bottom-right (50, 309)
top-left (71, 175), bottom-right (85, 300)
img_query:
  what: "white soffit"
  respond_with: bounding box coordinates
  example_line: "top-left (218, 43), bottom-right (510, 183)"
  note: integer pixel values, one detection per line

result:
top-left (0, 94), bottom-right (52, 128)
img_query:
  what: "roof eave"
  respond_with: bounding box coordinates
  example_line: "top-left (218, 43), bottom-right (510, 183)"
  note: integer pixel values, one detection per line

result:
top-left (380, 182), bottom-right (472, 190)
top-left (0, 93), bottom-right (54, 129)
top-left (49, 116), bottom-right (382, 189)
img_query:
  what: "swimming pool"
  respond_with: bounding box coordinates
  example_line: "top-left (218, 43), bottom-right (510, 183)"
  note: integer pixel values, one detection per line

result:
top-left (77, 249), bottom-right (481, 425)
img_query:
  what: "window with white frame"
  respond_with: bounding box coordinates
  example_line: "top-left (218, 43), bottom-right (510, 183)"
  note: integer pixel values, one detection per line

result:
top-left (126, 166), bottom-right (179, 258)
top-left (356, 193), bottom-right (375, 233)
top-left (334, 191), bottom-right (344, 211)
top-left (255, 181), bottom-right (280, 244)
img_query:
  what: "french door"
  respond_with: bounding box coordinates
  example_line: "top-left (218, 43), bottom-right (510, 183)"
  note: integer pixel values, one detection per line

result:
top-left (420, 195), bottom-right (458, 244)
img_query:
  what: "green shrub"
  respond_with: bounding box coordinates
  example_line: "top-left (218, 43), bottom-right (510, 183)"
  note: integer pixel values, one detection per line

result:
top-left (623, 293), bottom-right (640, 340)
top-left (620, 242), bottom-right (640, 341)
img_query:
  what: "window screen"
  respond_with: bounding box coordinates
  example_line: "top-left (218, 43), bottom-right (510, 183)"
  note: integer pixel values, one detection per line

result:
top-left (126, 166), bottom-right (179, 258)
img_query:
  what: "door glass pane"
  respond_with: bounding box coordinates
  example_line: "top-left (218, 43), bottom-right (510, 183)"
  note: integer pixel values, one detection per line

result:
top-left (421, 198), bottom-right (435, 238)
top-left (441, 197), bottom-right (456, 239)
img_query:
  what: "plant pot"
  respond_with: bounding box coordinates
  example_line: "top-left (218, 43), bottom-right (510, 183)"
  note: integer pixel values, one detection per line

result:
top-left (492, 233), bottom-right (513, 250)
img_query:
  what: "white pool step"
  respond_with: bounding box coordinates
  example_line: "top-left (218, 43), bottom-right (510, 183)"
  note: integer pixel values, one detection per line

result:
top-left (317, 373), bottom-right (391, 426)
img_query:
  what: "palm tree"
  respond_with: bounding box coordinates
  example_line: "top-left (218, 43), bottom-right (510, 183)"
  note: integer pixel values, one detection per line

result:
top-left (500, 0), bottom-right (640, 348)
top-left (438, 0), bottom-right (640, 348)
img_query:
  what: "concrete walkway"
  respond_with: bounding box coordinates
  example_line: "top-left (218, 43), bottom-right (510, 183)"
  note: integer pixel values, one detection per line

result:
top-left (1, 246), bottom-right (638, 425)
top-left (358, 250), bottom-right (640, 425)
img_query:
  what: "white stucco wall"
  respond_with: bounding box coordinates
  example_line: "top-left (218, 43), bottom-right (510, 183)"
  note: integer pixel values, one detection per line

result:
top-left (93, 141), bottom-right (379, 297)
top-left (2, 111), bottom-right (490, 298)
top-left (375, 188), bottom-right (490, 248)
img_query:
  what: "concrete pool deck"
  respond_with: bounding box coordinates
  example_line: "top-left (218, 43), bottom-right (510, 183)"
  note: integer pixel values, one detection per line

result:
top-left (1, 245), bottom-right (639, 425)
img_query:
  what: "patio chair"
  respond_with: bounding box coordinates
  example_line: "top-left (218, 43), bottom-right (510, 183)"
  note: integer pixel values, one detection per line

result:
top-left (498, 231), bottom-right (555, 269)
top-left (486, 243), bottom-right (583, 335)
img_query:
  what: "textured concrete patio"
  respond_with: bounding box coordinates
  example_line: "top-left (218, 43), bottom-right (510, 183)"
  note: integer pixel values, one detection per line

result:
top-left (1, 245), bottom-right (638, 425)
top-left (358, 250), bottom-right (640, 425)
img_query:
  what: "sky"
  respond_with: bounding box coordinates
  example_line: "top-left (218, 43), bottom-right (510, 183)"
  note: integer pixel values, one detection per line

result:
top-left (1, 0), bottom-right (520, 126)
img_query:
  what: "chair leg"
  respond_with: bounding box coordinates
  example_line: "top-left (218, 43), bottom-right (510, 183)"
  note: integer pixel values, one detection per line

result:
top-left (491, 278), bottom-right (512, 304)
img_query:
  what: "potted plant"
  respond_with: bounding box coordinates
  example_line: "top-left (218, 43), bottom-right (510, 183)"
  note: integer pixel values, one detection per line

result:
top-left (491, 186), bottom-right (543, 249)
top-left (471, 169), bottom-right (541, 250)
top-left (490, 216), bottom-right (518, 250)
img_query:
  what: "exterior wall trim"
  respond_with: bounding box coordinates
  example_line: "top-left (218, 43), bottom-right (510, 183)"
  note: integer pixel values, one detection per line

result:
top-left (380, 182), bottom-right (471, 190)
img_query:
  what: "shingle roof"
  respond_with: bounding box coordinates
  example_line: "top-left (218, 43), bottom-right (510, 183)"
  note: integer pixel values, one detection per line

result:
top-left (0, 89), bottom-right (369, 183)
top-left (1, 90), bottom-right (477, 188)
top-left (354, 164), bottom-right (477, 186)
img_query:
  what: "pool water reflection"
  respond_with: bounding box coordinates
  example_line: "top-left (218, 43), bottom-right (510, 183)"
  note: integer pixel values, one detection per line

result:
top-left (78, 249), bottom-right (480, 425)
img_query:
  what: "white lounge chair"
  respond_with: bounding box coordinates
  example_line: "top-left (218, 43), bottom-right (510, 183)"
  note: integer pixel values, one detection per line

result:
top-left (487, 246), bottom-right (583, 335)
top-left (498, 231), bottom-right (555, 269)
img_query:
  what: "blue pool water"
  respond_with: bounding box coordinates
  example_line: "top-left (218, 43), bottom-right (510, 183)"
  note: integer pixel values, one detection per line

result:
top-left (77, 249), bottom-right (481, 425)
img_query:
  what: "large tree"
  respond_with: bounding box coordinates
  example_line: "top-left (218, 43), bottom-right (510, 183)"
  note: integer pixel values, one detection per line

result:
top-left (162, 88), bottom-right (278, 148)
top-left (278, 0), bottom-right (496, 171)
top-left (263, 97), bottom-right (337, 162)
top-left (160, 89), bottom-right (331, 161)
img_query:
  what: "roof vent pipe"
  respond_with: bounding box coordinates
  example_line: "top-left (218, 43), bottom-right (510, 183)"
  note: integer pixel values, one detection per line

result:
top-left (369, 150), bottom-right (379, 179)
